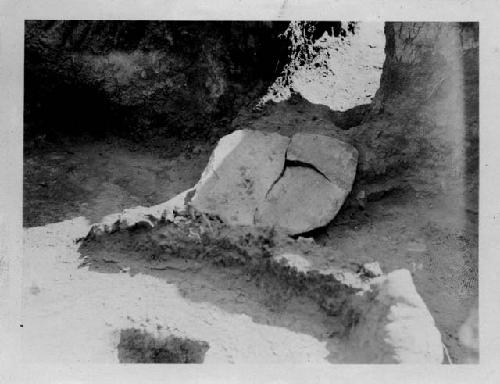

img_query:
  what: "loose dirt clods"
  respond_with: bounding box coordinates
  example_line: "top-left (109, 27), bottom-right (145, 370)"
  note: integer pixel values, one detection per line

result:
top-left (117, 328), bottom-right (209, 363)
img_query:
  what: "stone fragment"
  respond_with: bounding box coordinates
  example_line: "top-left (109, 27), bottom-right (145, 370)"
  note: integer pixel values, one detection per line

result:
top-left (84, 189), bottom-right (192, 240)
top-left (190, 129), bottom-right (358, 235)
top-left (190, 129), bottom-right (290, 226)
top-left (349, 269), bottom-right (444, 364)
top-left (273, 253), bottom-right (312, 272)
top-left (361, 262), bottom-right (383, 278)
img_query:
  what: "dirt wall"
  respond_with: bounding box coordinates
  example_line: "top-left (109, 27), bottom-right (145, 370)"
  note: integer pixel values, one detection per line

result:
top-left (367, 22), bottom-right (479, 201)
top-left (24, 21), bottom-right (290, 141)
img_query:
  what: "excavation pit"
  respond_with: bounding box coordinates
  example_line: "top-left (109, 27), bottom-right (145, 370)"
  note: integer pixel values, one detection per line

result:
top-left (20, 21), bottom-right (479, 365)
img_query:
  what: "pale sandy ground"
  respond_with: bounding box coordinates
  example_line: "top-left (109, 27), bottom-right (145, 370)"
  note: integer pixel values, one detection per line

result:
top-left (22, 217), bottom-right (341, 363)
top-left (21, 202), bottom-right (448, 364)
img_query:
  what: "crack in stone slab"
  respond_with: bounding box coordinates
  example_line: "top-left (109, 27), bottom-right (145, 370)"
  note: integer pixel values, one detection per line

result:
top-left (257, 136), bottom-right (334, 225)
top-left (264, 144), bottom-right (290, 200)
top-left (262, 136), bottom-right (333, 202)
top-left (283, 159), bottom-right (331, 182)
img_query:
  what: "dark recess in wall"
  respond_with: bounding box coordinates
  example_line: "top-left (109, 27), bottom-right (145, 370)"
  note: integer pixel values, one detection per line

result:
top-left (24, 21), bottom-right (292, 142)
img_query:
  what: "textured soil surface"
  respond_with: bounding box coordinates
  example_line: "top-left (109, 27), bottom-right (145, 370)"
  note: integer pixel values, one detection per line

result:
top-left (23, 135), bottom-right (477, 363)
top-left (23, 137), bottom-right (213, 227)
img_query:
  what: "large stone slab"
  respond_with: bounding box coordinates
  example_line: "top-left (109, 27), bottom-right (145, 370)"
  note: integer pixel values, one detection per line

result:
top-left (255, 167), bottom-right (345, 234)
top-left (287, 133), bottom-right (358, 190)
top-left (190, 130), bottom-right (290, 226)
top-left (190, 129), bottom-right (358, 235)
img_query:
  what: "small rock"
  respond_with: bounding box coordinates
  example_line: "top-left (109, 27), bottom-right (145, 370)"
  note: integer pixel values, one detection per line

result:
top-left (361, 262), bottom-right (383, 277)
top-left (273, 252), bottom-right (311, 272)
top-left (407, 242), bottom-right (427, 253)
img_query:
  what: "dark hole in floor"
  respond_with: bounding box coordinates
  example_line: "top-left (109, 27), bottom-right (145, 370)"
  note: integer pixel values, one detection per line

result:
top-left (117, 328), bottom-right (209, 363)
